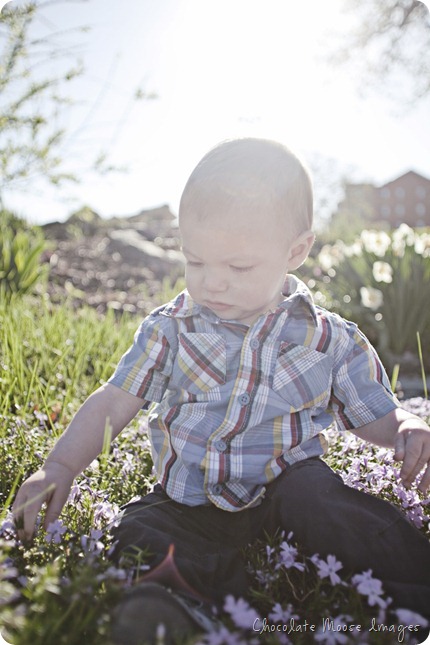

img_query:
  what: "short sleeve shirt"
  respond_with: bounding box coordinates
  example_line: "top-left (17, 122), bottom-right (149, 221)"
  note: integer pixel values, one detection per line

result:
top-left (108, 276), bottom-right (399, 511)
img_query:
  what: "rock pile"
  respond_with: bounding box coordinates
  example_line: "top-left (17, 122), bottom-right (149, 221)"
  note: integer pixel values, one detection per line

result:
top-left (42, 205), bottom-right (184, 315)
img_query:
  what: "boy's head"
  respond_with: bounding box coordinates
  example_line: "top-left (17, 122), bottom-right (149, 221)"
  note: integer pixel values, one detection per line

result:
top-left (178, 138), bottom-right (315, 325)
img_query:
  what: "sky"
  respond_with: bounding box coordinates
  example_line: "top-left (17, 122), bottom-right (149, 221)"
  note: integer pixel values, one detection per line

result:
top-left (1, 0), bottom-right (430, 226)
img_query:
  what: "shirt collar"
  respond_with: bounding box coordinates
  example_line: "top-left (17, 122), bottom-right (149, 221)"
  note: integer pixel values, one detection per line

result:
top-left (161, 274), bottom-right (317, 325)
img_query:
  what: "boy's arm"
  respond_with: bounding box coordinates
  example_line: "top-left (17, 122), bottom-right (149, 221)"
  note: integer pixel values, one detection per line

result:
top-left (12, 383), bottom-right (144, 541)
top-left (352, 407), bottom-right (430, 492)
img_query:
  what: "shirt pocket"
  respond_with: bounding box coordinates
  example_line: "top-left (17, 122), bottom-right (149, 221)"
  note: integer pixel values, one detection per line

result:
top-left (173, 332), bottom-right (227, 394)
top-left (272, 342), bottom-right (332, 412)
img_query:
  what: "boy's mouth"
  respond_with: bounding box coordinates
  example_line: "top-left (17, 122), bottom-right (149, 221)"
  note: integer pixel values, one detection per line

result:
top-left (205, 301), bottom-right (231, 311)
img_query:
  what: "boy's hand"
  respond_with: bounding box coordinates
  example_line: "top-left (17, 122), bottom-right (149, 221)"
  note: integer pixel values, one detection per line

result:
top-left (394, 422), bottom-right (430, 493)
top-left (353, 408), bottom-right (430, 493)
top-left (12, 461), bottom-right (75, 543)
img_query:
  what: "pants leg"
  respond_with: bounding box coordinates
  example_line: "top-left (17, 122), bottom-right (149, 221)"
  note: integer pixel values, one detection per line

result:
top-left (111, 485), bottom-right (251, 604)
top-left (258, 458), bottom-right (430, 618)
top-left (111, 460), bottom-right (430, 616)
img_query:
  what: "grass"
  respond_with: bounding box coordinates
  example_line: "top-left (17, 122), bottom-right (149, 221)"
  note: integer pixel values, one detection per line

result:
top-left (0, 294), bottom-right (429, 644)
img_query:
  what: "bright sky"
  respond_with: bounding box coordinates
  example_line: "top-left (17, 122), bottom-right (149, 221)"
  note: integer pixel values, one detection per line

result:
top-left (2, 0), bottom-right (430, 225)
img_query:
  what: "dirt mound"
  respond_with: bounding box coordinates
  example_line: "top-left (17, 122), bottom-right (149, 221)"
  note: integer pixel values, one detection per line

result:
top-left (42, 205), bottom-right (184, 315)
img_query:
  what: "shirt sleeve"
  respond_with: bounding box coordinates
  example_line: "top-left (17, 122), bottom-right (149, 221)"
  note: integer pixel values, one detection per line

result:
top-left (108, 312), bottom-right (173, 404)
top-left (329, 319), bottom-right (399, 431)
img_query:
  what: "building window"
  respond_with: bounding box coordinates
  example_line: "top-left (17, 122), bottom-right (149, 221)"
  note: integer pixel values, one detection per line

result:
top-left (415, 203), bottom-right (426, 216)
top-left (380, 205), bottom-right (391, 218)
top-left (395, 204), bottom-right (405, 216)
top-left (416, 186), bottom-right (426, 199)
top-left (380, 187), bottom-right (390, 199)
top-left (395, 186), bottom-right (405, 199)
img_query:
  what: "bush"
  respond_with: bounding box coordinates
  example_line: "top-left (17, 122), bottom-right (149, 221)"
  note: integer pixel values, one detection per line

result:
top-left (309, 225), bottom-right (430, 370)
top-left (0, 212), bottom-right (48, 298)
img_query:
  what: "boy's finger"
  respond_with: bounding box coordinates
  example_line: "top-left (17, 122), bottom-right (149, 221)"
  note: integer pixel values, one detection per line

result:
top-left (12, 483), bottom-right (55, 541)
top-left (400, 443), bottom-right (428, 488)
top-left (393, 432), bottom-right (406, 461)
top-left (12, 494), bottom-right (40, 542)
top-left (417, 463), bottom-right (430, 493)
top-left (43, 489), bottom-right (70, 530)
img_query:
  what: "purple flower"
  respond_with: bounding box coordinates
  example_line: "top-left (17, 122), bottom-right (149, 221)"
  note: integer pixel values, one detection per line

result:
top-left (315, 554), bottom-right (343, 586)
top-left (269, 602), bottom-right (298, 623)
top-left (351, 570), bottom-right (388, 608)
top-left (201, 625), bottom-right (255, 645)
top-left (315, 615), bottom-right (354, 644)
top-left (0, 515), bottom-right (16, 540)
top-left (223, 595), bottom-right (259, 630)
top-left (394, 608), bottom-right (428, 628)
top-left (45, 519), bottom-right (67, 544)
top-left (279, 540), bottom-right (305, 571)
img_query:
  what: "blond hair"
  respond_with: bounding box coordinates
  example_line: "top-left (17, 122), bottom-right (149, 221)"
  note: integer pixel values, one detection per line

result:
top-left (179, 138), bottom-right (313, 239)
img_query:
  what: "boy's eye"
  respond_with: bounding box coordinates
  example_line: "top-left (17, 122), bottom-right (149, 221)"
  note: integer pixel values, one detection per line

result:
top-left (186, 260), bottom-right (203, 267)
top-left (230, 265), bottom-right (253, 273)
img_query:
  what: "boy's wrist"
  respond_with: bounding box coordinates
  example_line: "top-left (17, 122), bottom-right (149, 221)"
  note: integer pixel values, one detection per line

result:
top-left (43, 458), bottom-right (77, 479)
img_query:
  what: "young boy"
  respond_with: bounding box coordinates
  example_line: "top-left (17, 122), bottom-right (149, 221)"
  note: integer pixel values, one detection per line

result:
top-left (13, 139), bottom-right (430, 644)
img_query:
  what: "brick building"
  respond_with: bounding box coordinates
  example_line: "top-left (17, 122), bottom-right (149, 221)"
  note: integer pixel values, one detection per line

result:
top-left (337, 170), bottom-right (430, 230)
top-left (374, 171), bottom-right (430, 228)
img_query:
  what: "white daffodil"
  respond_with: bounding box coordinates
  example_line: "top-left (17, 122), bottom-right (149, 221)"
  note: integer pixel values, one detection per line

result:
top-left (372, 261), bottom-right (393, 283)
top-left (360, 286), bottom-right (383, 310)
top-left (360, 230), bottom-right (391, 257)
top-left (343, 242), bottom-right (362, 257)
top-left (318, 244), bottom-right (344, 271)
top-left (414, 233), bottom-right (430, 257)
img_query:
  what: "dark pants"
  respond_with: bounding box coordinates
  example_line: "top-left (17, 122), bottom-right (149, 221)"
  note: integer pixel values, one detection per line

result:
top-left (111, 458), bottom-right (430, 618)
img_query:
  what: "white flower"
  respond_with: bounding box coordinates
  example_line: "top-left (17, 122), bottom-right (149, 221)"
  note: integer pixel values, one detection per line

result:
top-left (372, 261), bottom-right (393, 283)
top-left (343, 242), bottom-right (362, 257)
top-left (360, 286), bottom-right (383, 310)
top-left (318, 244), bottom-right (343, 272)
top-left (393, 223), bottom-right (415, 244)
top-left (414, 233), bottom-right (430, 257)
top-left (360, 230), bottom-right (391, 257)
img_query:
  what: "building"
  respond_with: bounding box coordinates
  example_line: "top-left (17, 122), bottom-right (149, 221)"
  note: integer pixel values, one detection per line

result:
top-left (336, 170), bottom-right (430, 230)
top-left (374, 170), bottom-right (430, 228)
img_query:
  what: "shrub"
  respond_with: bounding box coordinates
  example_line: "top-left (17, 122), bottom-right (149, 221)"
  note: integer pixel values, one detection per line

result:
top-left (0, 212), bottom-right (48, 298)
top-left (310, 225), bottom-right (430, 370)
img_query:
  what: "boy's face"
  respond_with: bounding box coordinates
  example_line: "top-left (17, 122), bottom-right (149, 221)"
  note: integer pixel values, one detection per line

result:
top-left (180, 202), bottom-right (305, 326)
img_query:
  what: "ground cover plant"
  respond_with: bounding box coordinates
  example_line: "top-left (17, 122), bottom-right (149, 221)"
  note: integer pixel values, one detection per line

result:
top-left (1, 294), bottom-right (429, 644)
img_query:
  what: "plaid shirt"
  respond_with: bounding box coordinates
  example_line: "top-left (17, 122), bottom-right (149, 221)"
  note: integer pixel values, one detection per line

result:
top-left (109, 276), bottom-right (398, 512)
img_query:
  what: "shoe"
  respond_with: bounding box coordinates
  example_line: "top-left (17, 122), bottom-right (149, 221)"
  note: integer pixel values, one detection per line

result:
top-left (111, 581), bottom-right (217, 645)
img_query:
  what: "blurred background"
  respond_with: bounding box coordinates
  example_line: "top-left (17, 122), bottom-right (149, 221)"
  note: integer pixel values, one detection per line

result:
top-left (1, 0), bottom-right (430, 226)
top-left (1, 0), bottom-right (430, 389)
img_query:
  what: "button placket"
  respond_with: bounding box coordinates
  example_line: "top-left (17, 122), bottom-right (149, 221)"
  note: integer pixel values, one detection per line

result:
top-left (205, 322), bottom-right (268, 501)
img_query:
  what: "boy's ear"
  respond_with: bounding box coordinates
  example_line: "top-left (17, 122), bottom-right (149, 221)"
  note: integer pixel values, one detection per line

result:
top-left (286, 230), bottom-right (315, 270)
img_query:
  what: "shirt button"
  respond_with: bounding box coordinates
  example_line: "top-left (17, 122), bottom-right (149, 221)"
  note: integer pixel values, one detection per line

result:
top-left (238, 392), bottom-right (250, 406)
top-left (215, 440), bottom-right (228, 452)
top-left (213, 484), bottom-right (223, 495)
top-left (250, 338), bottom-right (260, 350)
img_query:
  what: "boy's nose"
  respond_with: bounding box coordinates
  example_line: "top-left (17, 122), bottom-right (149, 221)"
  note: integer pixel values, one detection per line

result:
top-left (203, 269), bottom-right (228, 292)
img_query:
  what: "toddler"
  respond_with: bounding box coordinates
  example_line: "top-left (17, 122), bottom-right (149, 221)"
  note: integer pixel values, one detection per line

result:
top-left (13, 138), bottom-right (430, 644)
